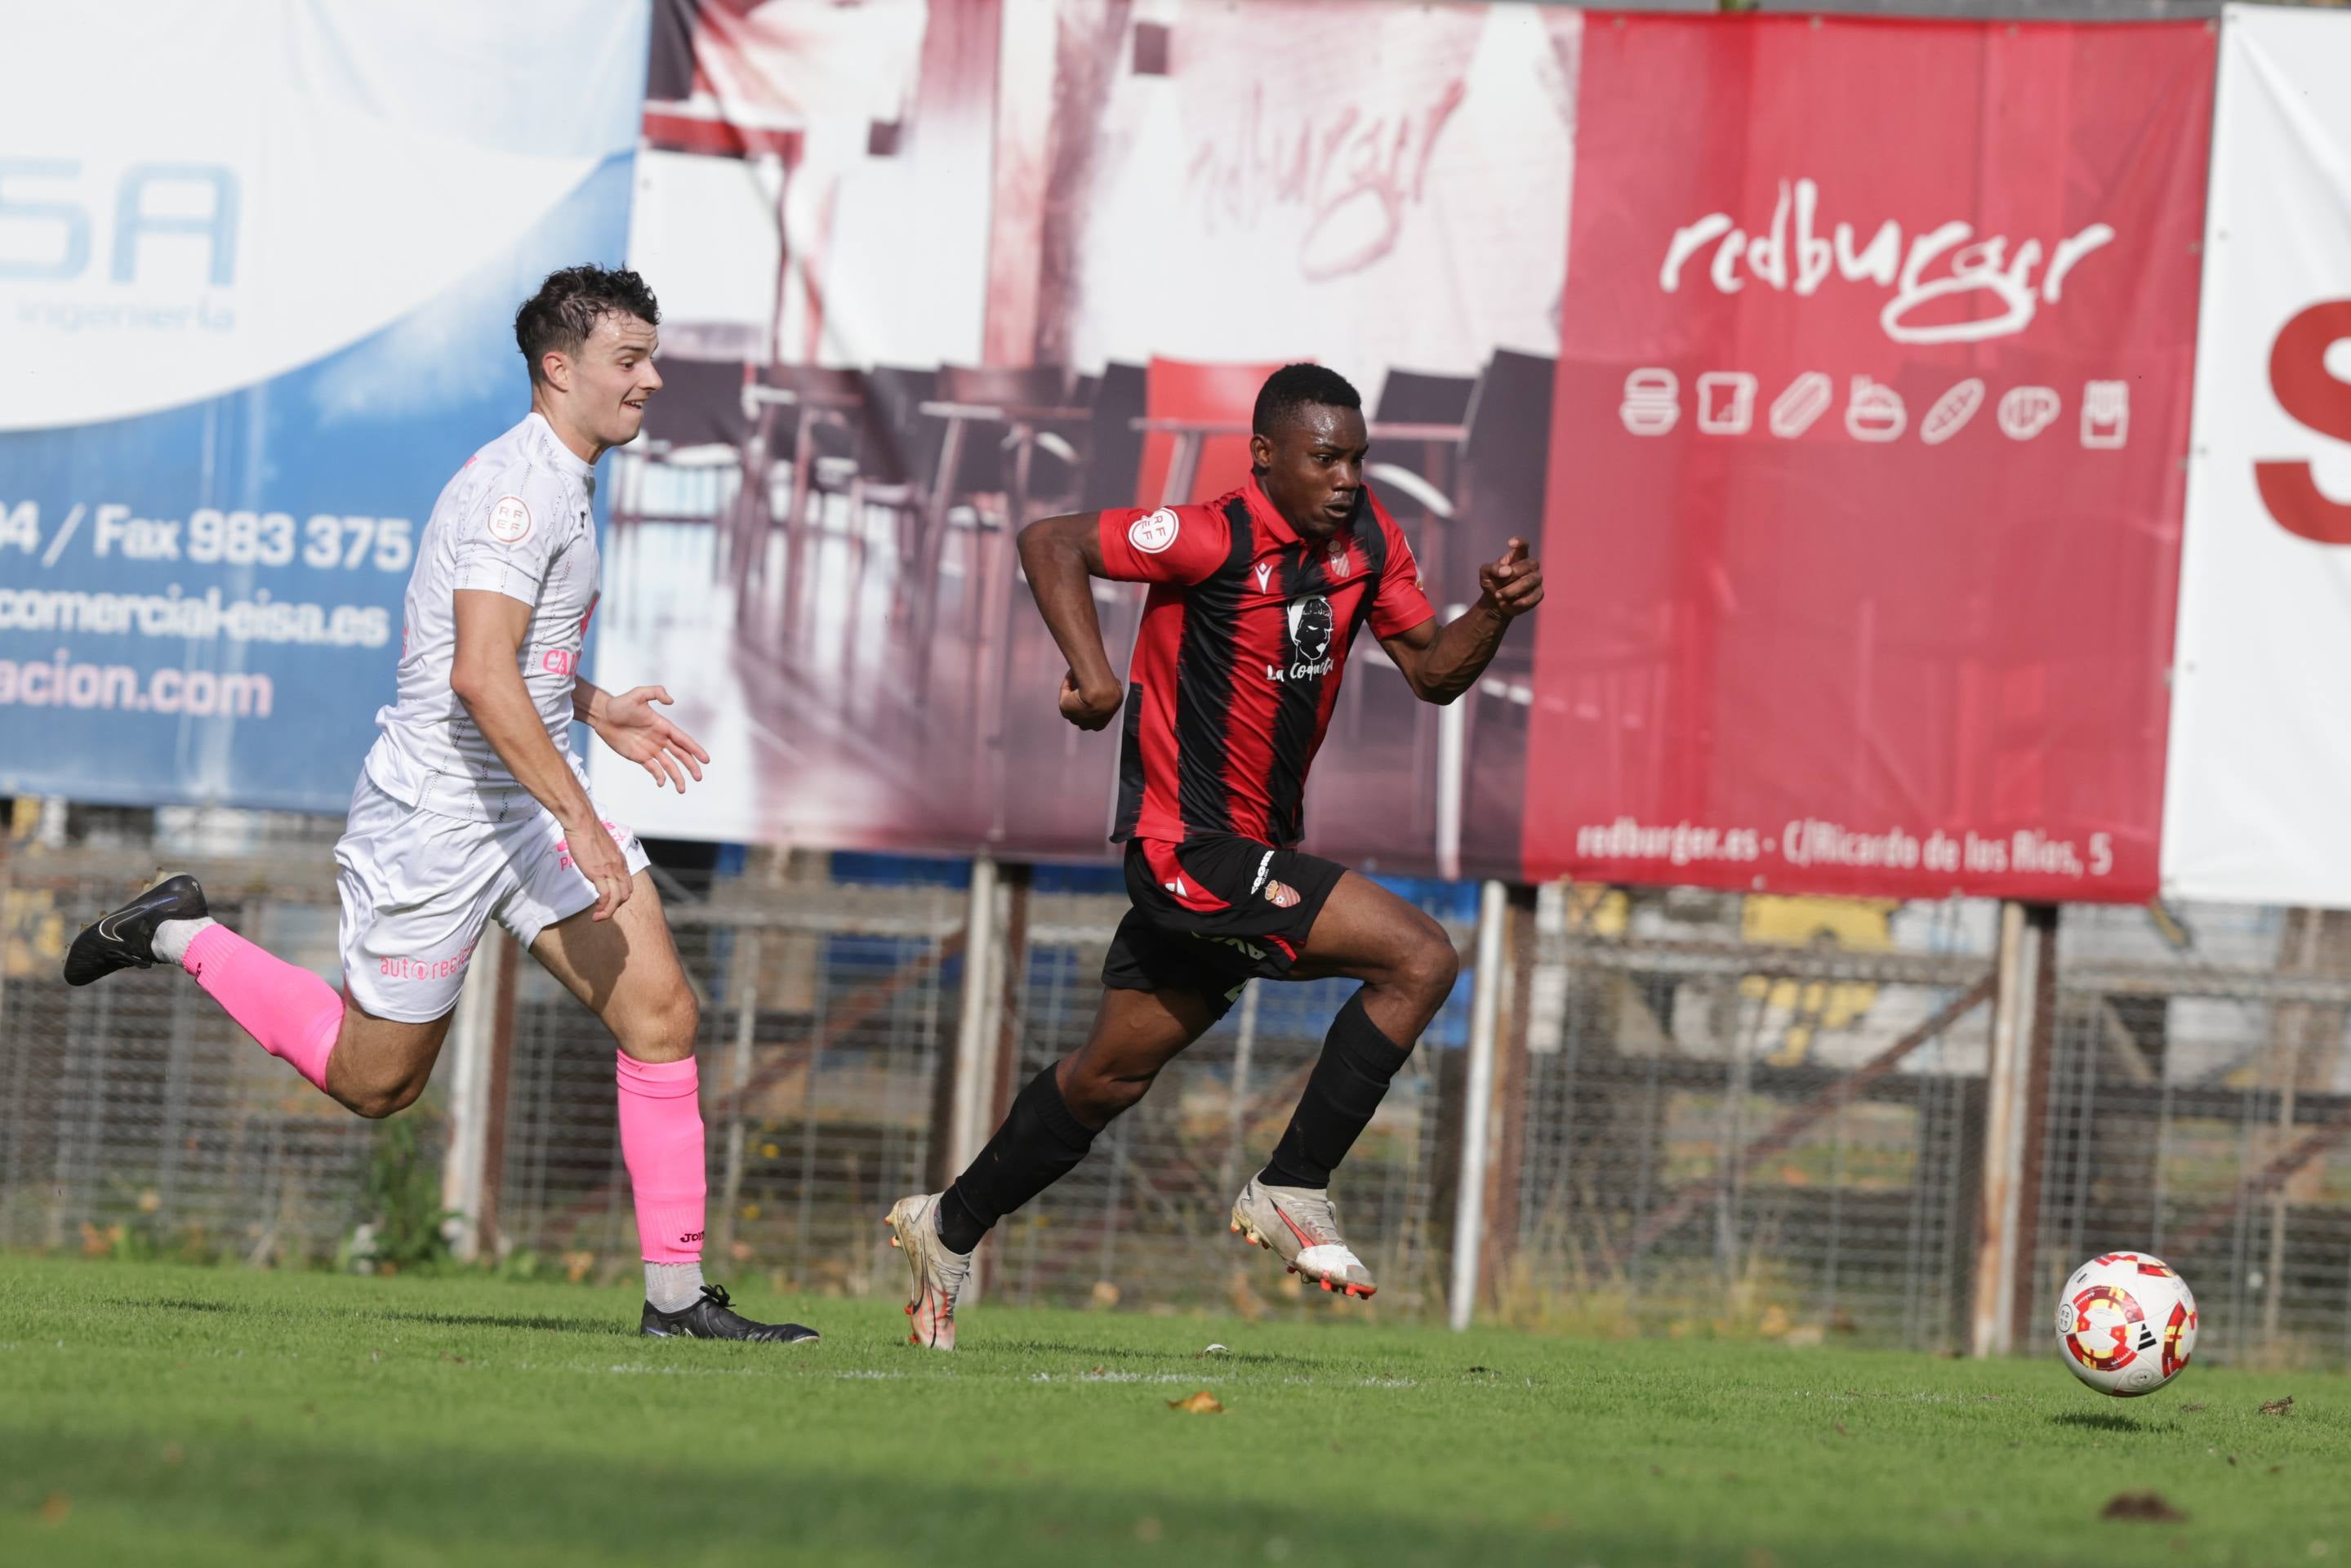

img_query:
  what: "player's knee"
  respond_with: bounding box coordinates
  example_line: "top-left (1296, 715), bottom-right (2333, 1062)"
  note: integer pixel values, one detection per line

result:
top-left (1064, 1062), bottom-right (1153, 1125)
top-left (619, 982), bottom-right (699, 1063)
top-left (1396, 927), bottom-right (1459, 1011)
top-left (345, 1074), bottom-right (425, 1120)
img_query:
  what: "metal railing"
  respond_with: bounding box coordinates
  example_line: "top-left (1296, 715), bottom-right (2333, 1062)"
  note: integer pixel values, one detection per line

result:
top-left (8, 802), bottom-right (2351, 1365)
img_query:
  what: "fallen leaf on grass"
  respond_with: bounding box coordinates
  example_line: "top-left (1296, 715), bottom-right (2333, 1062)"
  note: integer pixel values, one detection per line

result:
top-left (2180, 1403), bottom-right (2207, 1413)
top-left (1168, 1390), bottom-right (1223, 1414)
top-left (2103, 1492), bottom-right (2187, 1523)
top-left (439, 1351), bottom-right (467, 1365)
top-left (2260, 1396), bottom-right (2295, 1416)
top-left (38, 1493), bottom-right (70, 1526)
top-left (1834, 1423), bottom-right (1850, 1437)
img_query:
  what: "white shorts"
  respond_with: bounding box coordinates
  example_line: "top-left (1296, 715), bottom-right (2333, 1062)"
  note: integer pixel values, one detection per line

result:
top-left (332, 769), bottom-right (652, 1023)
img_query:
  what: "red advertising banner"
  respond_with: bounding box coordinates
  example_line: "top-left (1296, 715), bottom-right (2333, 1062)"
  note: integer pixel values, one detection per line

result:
top-left (1522, 16), bottom-right (2213, 901)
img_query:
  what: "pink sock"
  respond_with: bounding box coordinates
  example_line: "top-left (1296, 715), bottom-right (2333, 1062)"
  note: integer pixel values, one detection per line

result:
top-left (617, 1052), bottom-right (708, 1263)
top-left (185, 925), bottom-right (342, 1094)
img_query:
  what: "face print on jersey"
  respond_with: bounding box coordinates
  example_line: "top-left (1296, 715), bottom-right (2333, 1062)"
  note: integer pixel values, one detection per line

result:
top-left (1286, 595), bottom-right (1334, 665)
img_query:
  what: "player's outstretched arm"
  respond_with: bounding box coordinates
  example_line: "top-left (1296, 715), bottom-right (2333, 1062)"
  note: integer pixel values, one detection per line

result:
top-left (572, 679), bottom-right (710, 792)
top-left (1017, 511), bottom-right (1124, 731)
top-left (1379, 538), bottom-right (1545, 705)
top-left (452, 590), bottom-right (633, 920)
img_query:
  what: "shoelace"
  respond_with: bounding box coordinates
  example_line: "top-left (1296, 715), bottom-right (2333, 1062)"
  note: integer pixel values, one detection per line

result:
top-left (697, 1285), bottom-right (733, 1312)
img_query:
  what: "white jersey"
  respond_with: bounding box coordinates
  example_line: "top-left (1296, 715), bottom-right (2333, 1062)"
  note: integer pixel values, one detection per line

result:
top-left (363, 412), bottom-right (601, 821)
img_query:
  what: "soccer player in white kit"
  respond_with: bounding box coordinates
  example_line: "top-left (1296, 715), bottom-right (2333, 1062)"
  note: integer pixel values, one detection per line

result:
top-left (65, 266), bottom-right (817, 1343)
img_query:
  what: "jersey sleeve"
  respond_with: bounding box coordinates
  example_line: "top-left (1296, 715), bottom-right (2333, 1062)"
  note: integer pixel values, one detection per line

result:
top-left (450, 466), bottom-right (571, 605)
top-left (1096, 503), bottom-right (1231, 585)
top-left (1369, 503), bottom-right (1436, 639)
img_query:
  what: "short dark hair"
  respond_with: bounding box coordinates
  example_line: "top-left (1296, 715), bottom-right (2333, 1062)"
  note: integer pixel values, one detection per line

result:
top-left (514, 265), bottom-right (661, 385)
top-left (1253, 363), bottom-right (1361, 437)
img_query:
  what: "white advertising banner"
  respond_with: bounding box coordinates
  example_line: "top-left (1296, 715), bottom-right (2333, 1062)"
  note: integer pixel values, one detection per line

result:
top-left (2162, 5), bottom-right (2351, 906)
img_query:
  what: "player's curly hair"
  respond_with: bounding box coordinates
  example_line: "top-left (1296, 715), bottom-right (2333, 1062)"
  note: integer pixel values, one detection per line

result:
top-left (514, 265), bottom-right (661, 385)
top-left (1253, 363), bottom-right (1361, 436)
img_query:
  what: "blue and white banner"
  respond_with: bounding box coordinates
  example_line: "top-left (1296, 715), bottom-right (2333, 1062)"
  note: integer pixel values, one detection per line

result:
top-left (0, 3), bottom-right (648, 809)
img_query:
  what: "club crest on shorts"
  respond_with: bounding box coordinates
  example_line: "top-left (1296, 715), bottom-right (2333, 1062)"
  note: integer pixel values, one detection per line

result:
top-left (488, 495), bottom-right (532, 543)
top-left (1128, 507), bottom-right (1179, 554)
top-left (1263, 879), bottom-right (1301, 908)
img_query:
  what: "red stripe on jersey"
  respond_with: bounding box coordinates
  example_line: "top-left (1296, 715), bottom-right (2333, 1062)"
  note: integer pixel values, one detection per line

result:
top-left (1120, 593), bottom-right (1191, 844)
top-left (1218, 550), bottom-right (1293, 844)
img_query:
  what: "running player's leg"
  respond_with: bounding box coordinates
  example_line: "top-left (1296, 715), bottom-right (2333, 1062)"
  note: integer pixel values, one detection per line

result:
top-left (65, 844), bottom-right (464, 1120)
top-left (887, 981), bottom-right (1217, 1349)
top-left (1269, 869), bottom-right (1458, 1178)
top-left (1230, 867), bottom-right (1458, 1298)
top-left (948, 983), bottom-right (1219, 1245)
top-left (526, 865), bottom-right (815, 1343)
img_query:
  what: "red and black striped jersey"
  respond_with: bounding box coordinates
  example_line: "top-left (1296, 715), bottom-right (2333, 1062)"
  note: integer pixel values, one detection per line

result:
top-left (1098, 478), bottom-right (1436, 847)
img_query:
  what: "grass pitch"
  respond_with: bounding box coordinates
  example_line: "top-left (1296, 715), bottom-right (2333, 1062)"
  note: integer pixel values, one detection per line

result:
top-left (1, 1255), bottom-right (2345, 1566)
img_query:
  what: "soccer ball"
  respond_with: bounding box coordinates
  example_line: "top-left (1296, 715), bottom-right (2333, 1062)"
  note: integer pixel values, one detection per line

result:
top-left (2055, 1252), bottom-right (2198, 1397)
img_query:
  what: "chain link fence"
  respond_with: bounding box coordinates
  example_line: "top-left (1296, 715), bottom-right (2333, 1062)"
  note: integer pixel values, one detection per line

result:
top-left (9, 800), bottom-right (2351, 1363)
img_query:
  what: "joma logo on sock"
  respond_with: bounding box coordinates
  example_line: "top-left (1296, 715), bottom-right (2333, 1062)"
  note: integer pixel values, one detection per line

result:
top-left (679, 1231), bottom-right (703, 1244)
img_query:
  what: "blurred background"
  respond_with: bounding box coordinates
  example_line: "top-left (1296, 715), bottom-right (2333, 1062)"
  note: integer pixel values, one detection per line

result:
top-left (7, 0), bottom-right (2351, 1368)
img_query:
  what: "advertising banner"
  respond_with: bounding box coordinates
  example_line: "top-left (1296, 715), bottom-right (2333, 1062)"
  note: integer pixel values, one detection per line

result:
top-left (1522, 16), bottom-right (2214, 901)
top-left (2162, 6), bottom-right (2351, 908)
top-left (0, 3), bottom-right (648, 810)
top-left (597, 0), bottom-right (1578, 873)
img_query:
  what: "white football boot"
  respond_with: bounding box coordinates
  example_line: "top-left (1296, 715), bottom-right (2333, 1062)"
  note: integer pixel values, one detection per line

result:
top-left (884, 1192), bottom-right (973, 1349)
top-left (1229, 1176), bottom-right (1377, 1298)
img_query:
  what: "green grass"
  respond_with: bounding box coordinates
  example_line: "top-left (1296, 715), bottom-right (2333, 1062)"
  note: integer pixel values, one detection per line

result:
top-left (2, 1255), bottom-right (2346, 1567)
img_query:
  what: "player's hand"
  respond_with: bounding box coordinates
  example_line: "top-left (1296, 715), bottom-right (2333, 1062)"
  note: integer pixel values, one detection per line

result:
top-left (1058, 669), bottom-right (1123, 732)
top-left (1477, 539), bottom-right (1545, 620)
top-left (566, 817), bottom-right (634, 922)
top-left (596, 685), bottom-right (710, 791)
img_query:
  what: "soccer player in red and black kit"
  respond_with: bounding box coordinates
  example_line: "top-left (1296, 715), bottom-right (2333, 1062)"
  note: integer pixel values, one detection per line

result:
top-left (885, 364), bottom-right (1543, 1348)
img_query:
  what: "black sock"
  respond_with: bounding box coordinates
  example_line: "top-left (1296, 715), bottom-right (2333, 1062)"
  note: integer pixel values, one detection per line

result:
top-left (936, 1064), bottom-right (1099, 1253)
top-left (1259, 989), bottom-right (1412, 1191)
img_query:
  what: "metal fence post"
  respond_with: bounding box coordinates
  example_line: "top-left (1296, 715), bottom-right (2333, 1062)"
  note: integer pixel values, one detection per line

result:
top-left (1434, 602), bottom-right (1470, 882)
top-left (946, 855), bottom-right (1003, 1187)
top-left (1449, 879), bottom-right (1509, 1330)
top-left (1972, 900), bottom-right (2055, 1356)
top-left (477, 933), bottom-right (519, 1260)
top-left (714, 932), bottom-right (764, 1258)
top-left (2007, 903), bottom-right (2059, 1349)
top-left (438, 932), bottom-right (507, 1262)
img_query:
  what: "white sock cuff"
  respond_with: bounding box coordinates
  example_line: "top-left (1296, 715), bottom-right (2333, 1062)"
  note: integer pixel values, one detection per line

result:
top-left (151, 916), bottom-right (217, 968)
top-left (645, 1261), bottom-right (706, 1314)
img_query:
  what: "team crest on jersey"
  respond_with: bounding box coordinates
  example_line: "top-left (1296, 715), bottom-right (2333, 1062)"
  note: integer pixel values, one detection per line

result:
top-left (1129, 507), bottom-right (1179, 554)
top-left (488, 495), bottom-right (532, 543)
top-left (1263, 880), bottom-right (1301, 909)
top-left (1327, 538), bottom-right (1352, 579)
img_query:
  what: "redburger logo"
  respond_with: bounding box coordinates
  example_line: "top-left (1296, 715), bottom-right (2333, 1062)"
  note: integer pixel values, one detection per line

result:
top-left (1660, 178), bottom-right (2115, 345)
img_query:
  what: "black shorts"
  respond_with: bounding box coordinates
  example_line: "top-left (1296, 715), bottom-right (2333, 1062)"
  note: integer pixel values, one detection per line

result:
top-left (1101, 835), bottom-right (1349, 1019)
